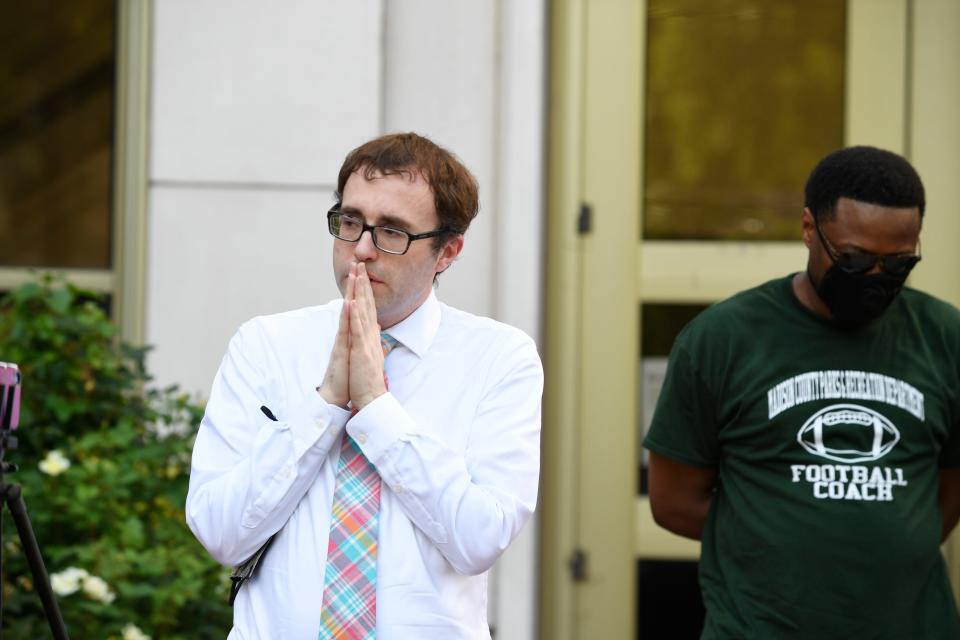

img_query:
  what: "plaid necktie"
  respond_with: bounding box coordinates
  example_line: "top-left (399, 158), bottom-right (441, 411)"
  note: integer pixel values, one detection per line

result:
top-left (319, 333), bottom-right (398, 639)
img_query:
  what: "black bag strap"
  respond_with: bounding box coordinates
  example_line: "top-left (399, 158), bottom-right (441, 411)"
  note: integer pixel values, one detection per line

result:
top-left (229, 534), bottom-right (275, 606)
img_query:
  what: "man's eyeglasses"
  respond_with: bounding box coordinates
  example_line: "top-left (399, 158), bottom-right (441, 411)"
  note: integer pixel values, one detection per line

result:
top-left (814, 218), bottom-right (921, 277)
top-left (327, 208), bottom-right (447, 255)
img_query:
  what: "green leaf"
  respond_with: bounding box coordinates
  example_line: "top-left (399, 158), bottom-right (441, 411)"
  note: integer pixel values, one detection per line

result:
top-left (119, 516), bottom-right (146, 547)
top-left (10, 280), bottom-right (41, 303)
top-left (47, 287), bottom-right (73, 314)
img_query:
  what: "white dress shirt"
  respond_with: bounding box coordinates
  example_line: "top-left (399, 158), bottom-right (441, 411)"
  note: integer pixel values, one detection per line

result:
top-left (186, 291), bottom-right (543, 639)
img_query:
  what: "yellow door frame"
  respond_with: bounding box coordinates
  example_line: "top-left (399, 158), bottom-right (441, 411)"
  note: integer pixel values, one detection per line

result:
top-left (908, 0), bottom-right (960, 604)
top-left (541, 1), bottom-right (642, 638)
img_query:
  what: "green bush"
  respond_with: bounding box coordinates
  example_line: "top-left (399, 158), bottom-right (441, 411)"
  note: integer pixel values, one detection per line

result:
top-left (0, 275), bottom-right (231, 639)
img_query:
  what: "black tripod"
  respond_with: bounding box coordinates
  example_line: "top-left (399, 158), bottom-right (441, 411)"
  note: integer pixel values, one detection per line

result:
top-left (0, 366), bottom-right (69, 639)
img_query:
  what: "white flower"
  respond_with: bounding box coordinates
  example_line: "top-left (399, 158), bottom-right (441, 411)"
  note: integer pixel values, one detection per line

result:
top-left (81, 574), bottom-right (116, 604)
top-left (38, 450), bottom-right (71, 476)
top-left (122, 623), bottom-right (151, 640)
top-left (50, 567), bottom-right (89, 596)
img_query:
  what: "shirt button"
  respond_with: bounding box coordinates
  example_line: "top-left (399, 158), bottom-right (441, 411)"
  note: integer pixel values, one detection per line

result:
top-left (393, 484), bottom-right (404, 493)
top-left (282, 468), bottom-right (293, 479)
top-left (314, 419), bottom-right (324, 430)
top-left (356, 433), bottom-right (367, 445)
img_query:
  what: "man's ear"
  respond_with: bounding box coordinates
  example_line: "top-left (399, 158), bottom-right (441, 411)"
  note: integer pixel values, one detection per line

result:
top-left (435, 235), bottom-right (464, 275)
top-left (801, 208), bottom-right (815, 250)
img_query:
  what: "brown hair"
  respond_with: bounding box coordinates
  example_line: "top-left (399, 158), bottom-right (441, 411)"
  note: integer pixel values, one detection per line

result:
top-left (335, 133), bottom-right (479, 249)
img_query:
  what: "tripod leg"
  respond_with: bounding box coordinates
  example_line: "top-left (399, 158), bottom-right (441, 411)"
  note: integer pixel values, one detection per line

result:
top-left (3, 483), bottom-right (70, 640)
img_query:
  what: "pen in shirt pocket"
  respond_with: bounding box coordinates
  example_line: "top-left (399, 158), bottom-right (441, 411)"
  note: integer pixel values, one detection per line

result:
top-left (260, 405), bottom-right (278, 421)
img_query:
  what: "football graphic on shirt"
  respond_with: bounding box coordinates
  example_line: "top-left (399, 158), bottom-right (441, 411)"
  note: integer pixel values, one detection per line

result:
top-left (796, 403), bottom-right (900, 463)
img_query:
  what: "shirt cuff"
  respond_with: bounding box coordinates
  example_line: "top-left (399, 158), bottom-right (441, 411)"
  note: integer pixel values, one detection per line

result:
top-left (285, 390), bottom-right (351, 459)
top-left (347, 392), bottom-right (414, 465)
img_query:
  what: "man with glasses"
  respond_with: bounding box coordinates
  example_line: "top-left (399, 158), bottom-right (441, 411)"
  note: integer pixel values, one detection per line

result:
top-left (187, 133), bottom-right (543, 638)
top-left (645, 146), bottom-right (960, 637)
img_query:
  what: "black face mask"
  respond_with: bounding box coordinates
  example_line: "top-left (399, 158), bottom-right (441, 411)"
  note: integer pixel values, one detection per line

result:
top-left (810, 266), bottom-right (907, 329)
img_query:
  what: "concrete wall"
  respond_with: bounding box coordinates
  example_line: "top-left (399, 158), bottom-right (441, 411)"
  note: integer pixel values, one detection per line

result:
top-left (146, 1), bottom-right (544, 637)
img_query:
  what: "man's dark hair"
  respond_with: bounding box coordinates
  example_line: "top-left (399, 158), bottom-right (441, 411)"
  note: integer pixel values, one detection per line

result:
top-left (804, 145), bottom-right (925, 221)
top-left (335, 132), bottom-right (479, 251)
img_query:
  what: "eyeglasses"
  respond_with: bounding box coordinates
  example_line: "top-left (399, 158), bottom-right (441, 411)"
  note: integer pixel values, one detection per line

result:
top-left (327, 208), bottom-right (447, 255)
top-left (814, 218), bottom-right (921, 276)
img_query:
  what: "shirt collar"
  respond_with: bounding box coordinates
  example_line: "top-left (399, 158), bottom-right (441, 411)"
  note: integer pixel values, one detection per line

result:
top-left (380, 289), bottom-right (440, 358)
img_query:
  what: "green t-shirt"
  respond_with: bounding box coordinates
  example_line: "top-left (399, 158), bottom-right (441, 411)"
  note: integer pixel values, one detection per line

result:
top-left (644, 275), bottom-right (960, 639)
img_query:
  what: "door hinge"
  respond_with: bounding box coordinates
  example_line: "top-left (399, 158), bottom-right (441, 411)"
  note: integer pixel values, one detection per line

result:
top-left (577, 203), bottom-right (592, 235)
top-left (569, 547), bottom-right (588, 582)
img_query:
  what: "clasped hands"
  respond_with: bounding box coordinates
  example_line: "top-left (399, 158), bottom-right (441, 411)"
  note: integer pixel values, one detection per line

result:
top-left (317, 262), bottom-right (388, 412)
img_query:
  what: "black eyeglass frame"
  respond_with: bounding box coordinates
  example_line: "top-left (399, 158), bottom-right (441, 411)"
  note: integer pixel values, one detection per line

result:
top-left (813, 217), bottom-right (922, 276)
top-left (327, 207), bottom-right (450, 256)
